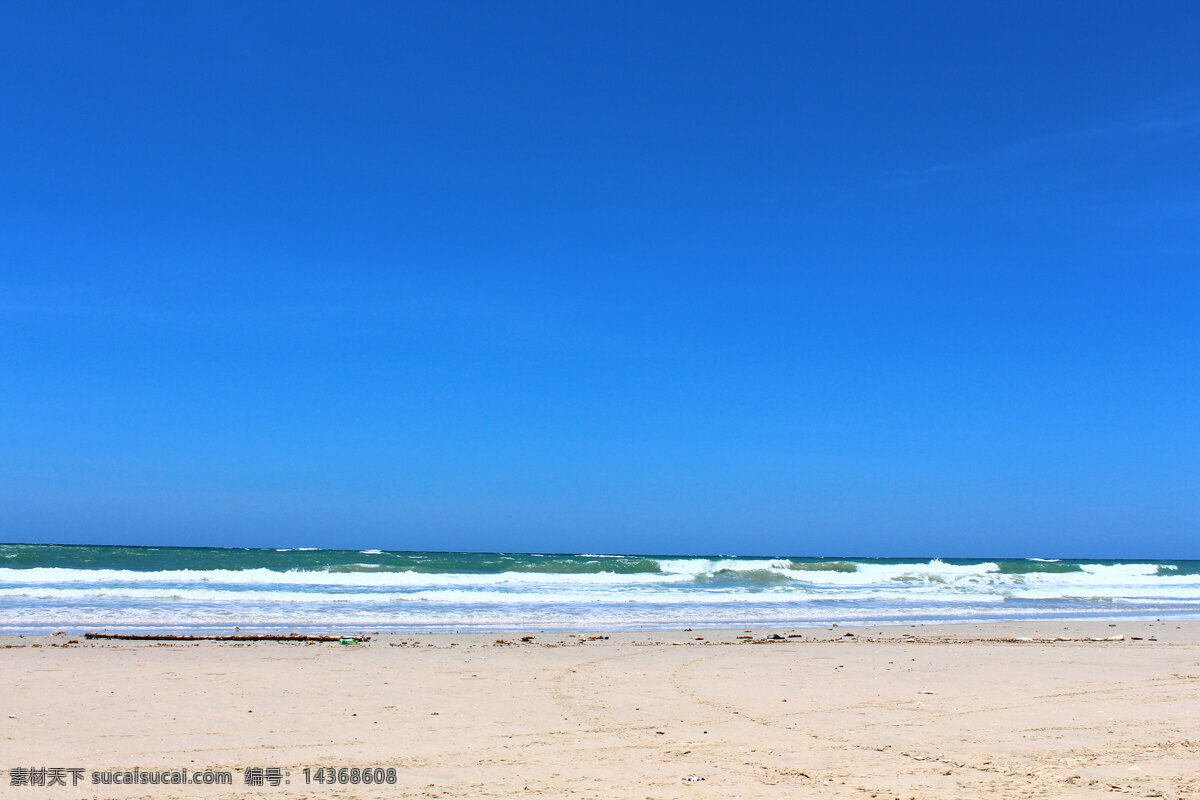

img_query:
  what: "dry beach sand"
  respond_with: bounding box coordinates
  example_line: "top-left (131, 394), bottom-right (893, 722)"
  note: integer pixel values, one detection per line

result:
top-left (3, 620), bottom-right (1200, 799)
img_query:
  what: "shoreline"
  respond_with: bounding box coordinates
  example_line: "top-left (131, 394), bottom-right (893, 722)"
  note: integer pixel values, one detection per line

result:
top-left (7, 618), bottom-right (1200, 647)
top-left (4, 616), bottom-right (1198, 643)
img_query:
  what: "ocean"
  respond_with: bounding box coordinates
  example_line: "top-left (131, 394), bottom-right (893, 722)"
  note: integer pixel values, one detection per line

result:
top-left (2, 544), bottom-right (1199, 635)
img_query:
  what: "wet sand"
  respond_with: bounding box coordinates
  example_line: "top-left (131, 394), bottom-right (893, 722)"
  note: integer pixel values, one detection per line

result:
top-left (3, 620), bottom-right (1199, 799)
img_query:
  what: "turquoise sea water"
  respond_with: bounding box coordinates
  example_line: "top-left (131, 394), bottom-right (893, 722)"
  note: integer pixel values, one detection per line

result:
top-left (2, 544), bottom-right (1199, 634)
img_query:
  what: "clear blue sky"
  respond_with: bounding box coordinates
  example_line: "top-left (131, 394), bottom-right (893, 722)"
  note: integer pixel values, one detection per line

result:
top-left (2, 2), bottom-right (1197, 557)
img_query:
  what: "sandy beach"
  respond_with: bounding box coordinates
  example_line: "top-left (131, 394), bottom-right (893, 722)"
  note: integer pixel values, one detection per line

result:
top-left (3, 620), bottom-right (1199, 799)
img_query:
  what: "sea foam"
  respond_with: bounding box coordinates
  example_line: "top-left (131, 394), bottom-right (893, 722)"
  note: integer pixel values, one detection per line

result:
top-left (1, 548), bottom-right (1198, 634)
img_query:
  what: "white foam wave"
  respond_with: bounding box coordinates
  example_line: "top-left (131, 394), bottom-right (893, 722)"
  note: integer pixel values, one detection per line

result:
top-left (0, 585), bottom-right (1012, 605)
top-left (1, 561), bottom-right (1197, 613)
top-left (0, 560), bottom-right (1194, 596)
top-left (0, 567), bottom-right (691, 587)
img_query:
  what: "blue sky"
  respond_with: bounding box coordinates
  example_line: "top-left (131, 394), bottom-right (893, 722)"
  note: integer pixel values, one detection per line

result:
top-left (1, 2), bottom-right (1197, 557)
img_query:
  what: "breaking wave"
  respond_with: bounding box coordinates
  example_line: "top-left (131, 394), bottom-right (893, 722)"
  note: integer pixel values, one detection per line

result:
top-left (2, 545), bottom-right (1198, 633)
